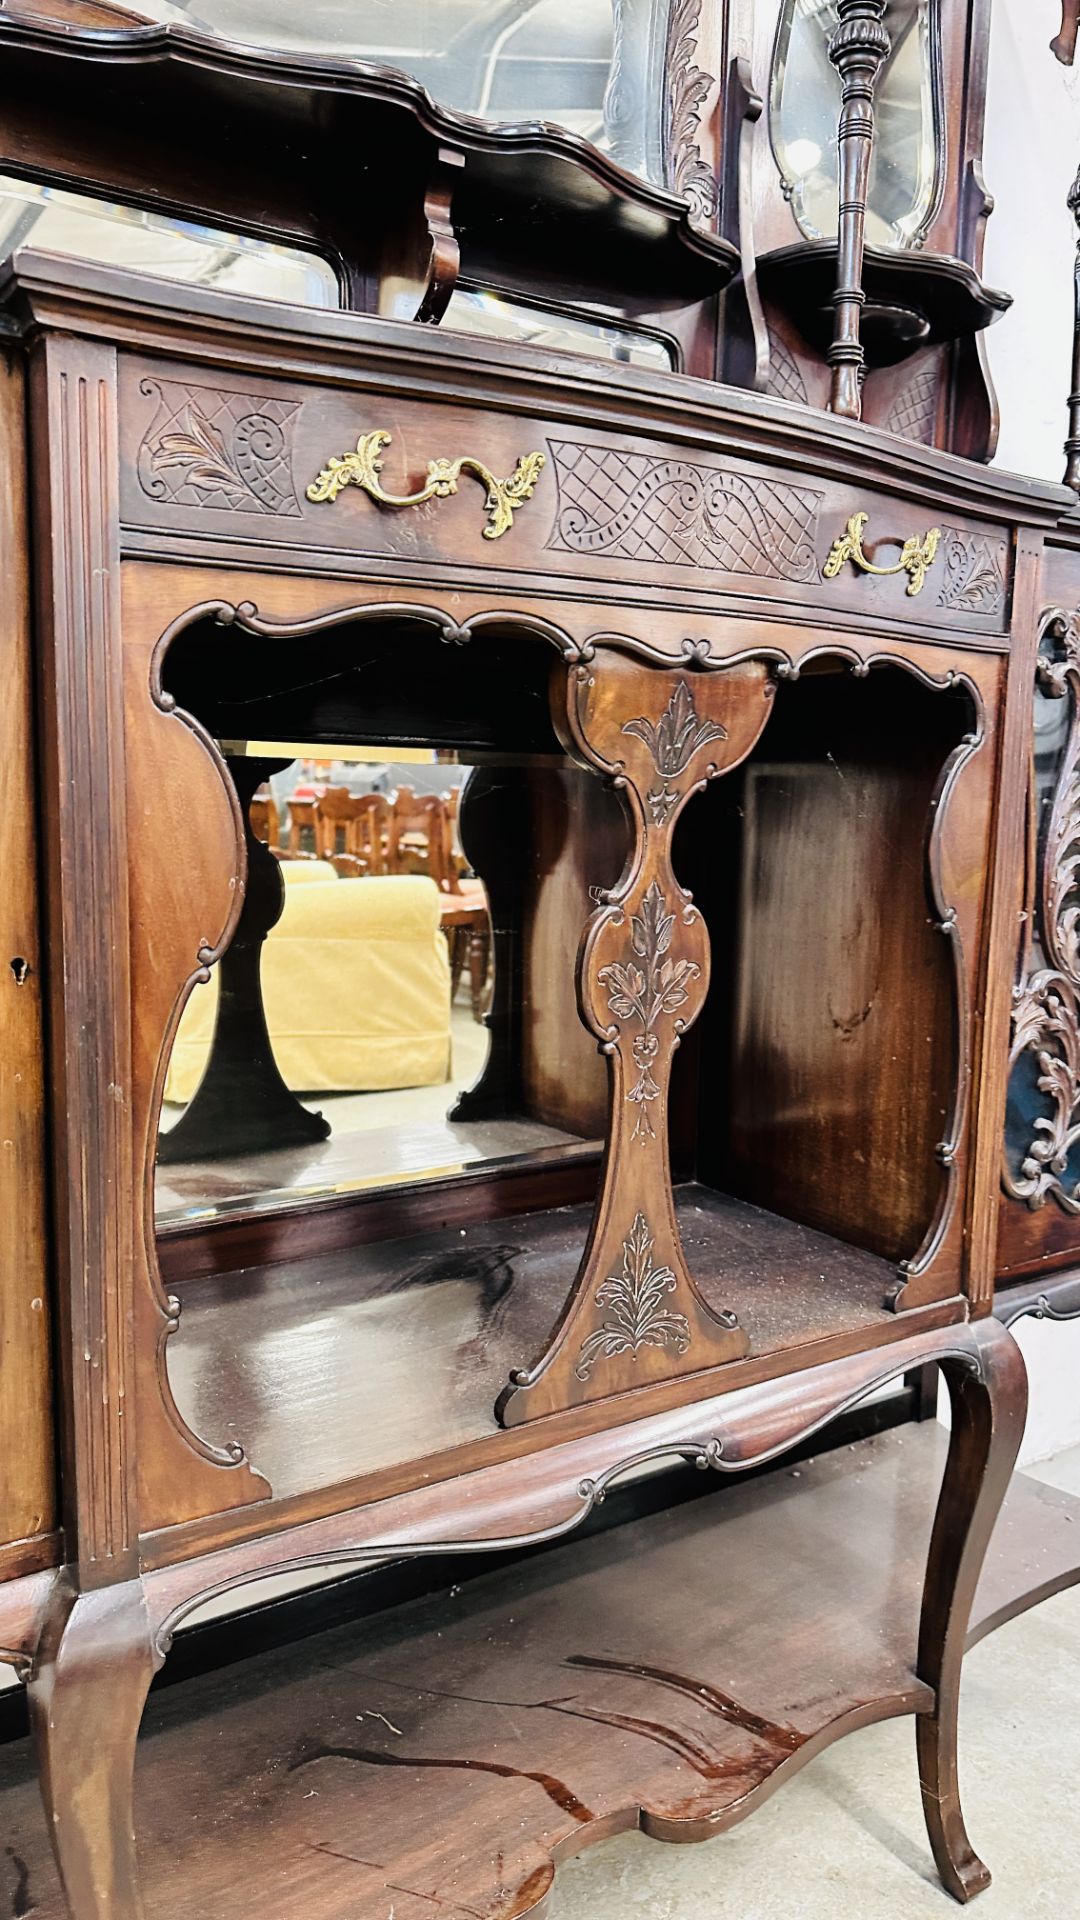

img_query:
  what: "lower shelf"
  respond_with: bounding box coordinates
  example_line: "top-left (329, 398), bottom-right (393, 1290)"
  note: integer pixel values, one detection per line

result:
top-left (167, 1184), bottom-right (899, 1498)
top-left (0, 1425), bottom-right (1075, 1919)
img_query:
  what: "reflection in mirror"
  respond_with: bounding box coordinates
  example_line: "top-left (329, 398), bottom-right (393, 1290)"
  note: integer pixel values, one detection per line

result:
top-left (770, 0), bottom-right (940, 249)
top-left (156, 741), bottom-right (615, 1231)
top-left (0, 173), bottom-right (338, 305)
top-left (130, 0), bottom-right (669, 186)
top-left (152, 616), bottom-right (629, 1491)
top-left (444, 287), bottom-right (675, 369)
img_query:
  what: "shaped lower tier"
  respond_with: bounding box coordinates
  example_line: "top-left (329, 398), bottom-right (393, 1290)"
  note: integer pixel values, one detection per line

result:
top-left (0, 1425), bottom-right (1075, 1919)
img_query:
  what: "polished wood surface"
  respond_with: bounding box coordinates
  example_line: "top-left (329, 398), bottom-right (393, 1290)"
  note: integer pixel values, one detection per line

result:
top-left (0, 1409), bottom-right (1063, 1920)
top-left (0, 349), bottom-right (55, 1562)
top-left (166, 1185), bottom-right (904, 1502)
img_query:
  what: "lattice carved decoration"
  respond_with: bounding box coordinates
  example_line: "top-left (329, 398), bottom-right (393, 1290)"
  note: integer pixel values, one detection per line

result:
top-left (1004, 609), bottom-right (1080, 1212)
top-left (548, 442), bottom-right (822, 581)
top-left (137, 378), bottom-right (302, 516)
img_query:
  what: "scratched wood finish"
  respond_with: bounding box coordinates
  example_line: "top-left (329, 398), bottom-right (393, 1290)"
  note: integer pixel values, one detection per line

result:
top-left (0, 1408), bottom-right (1064, 1920)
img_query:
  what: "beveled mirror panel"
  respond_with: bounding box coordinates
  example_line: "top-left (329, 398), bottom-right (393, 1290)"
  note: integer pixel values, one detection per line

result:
top-left (770, 0), bottom-right (941, 249)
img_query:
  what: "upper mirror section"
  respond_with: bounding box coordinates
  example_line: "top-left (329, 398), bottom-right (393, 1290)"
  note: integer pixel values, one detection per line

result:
top-left (770, 0), bottom-right (940, 249)
top-left (0, 173), bottom-right (338, 305)
top-left (129, 0), bottom-right (669, 190)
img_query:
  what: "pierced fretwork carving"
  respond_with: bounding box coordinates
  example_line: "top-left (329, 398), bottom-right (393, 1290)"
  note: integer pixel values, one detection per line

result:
top-left (1005, 610), bottom-right (1080, 1212)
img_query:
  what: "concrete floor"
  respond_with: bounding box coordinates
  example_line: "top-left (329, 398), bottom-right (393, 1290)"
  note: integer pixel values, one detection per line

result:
top-left (552, 1445), bottom-right (1080, 1920)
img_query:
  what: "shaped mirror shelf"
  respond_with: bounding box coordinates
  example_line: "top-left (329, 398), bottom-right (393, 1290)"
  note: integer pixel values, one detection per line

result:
top-left (102, 0), bottom-right (669, 193)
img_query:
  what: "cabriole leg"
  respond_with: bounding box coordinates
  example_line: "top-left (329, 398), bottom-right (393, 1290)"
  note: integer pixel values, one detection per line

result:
top-left (916, 1320), bottom-right (1027, 1901)
top-left (28, 1577), bottom-right (156, 1920)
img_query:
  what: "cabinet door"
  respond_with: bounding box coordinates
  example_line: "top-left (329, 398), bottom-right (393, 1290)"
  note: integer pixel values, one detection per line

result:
top-left (0, 351), bottom-right (55, 1574)
top-left (999, 608), bottom-right (1080, 1278)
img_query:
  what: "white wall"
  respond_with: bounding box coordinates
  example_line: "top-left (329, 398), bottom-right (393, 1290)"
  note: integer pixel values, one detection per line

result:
top-left (984, 0), bottom-right (1080, 484)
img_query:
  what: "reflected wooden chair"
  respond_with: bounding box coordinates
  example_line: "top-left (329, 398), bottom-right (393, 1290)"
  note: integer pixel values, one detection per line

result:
top-left (386, 786), bottom-right (492, 1020)
top-left (248, 785), bottom-right (280, 853)
top-left (313, 787), bottom-right (390, 877)
top-left (282, 794), bottom-right (319, 860)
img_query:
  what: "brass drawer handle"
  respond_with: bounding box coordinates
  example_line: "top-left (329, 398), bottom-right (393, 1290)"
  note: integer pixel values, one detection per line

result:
top-left (823, 511), bottom-right (941, 597)
top-left (306, 429), bottom-right (545, 540)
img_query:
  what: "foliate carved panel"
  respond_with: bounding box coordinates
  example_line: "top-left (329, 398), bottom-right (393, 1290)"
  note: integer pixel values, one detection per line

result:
top-left (136, 378), bottom-right (302, 515)
top-left (499, 656), bottom-right (776, 1427)
top-left (936, 528), bottom-right (1008, 617)
top-left (664, 0), bottom-right (718, 223)
top-left (548, 442), bottom-right (822, 581)
top-left (577, 1211), bottom-right (690, 1379)
top-left (1005, 610), bottom-right (1080, 1213)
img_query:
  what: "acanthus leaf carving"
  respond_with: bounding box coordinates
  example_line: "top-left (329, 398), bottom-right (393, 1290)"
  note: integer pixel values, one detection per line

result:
top-left (936, 529), bottom-right (1008, 617)
top-left (576, 1211), bottom-right (691, 1379)
top-left (665, 0), bottom-right (718, 223)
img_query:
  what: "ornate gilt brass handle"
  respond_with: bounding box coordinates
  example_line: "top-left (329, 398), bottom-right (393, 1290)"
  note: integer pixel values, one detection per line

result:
top-left (823, 511), bottom-right (941, 597)
top-left (306, 429), bottom-right (545, 540)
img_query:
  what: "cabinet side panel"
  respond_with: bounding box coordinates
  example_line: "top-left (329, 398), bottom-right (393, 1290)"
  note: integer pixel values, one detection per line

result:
top-left (0, 349), bottom-right (56, 1548)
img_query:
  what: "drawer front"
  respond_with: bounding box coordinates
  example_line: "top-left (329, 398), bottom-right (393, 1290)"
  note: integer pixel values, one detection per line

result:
top-left (118, 356), bottom-right (1013, 640)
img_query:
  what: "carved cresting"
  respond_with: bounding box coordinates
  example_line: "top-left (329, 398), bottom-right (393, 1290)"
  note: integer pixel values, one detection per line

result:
top-left (497, 653), bottom-right (776, 1426)
top-left (1004, 610), bottom-right (1080, 1212)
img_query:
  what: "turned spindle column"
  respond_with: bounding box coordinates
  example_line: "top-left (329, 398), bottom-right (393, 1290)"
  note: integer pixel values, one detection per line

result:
top-left (1064, 165), bottom-right (1080, 490)
top-left (827, 0), bottom-right (891, 420)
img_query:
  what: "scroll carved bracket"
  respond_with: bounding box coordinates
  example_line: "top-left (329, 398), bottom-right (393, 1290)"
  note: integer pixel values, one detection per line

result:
top-left (306, 430), bottom-right (545, 540)
top-left (1004, 609), bottom-right (1080, 1213)
top-left (498, 658), bottom-right (776, 1428)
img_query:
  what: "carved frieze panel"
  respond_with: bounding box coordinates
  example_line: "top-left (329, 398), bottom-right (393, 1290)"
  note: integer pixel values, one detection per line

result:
top-left (1004, 610), bottom-right (1080, 1214)
top-left (136, 378), bottom-right (302, 516)
top-left (548, 442), bottom-right (822, 580)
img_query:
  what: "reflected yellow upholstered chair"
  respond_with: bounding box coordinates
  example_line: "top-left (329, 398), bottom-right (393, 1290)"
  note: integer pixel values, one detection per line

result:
top-left (164, 867), bottom-right (451, 1103)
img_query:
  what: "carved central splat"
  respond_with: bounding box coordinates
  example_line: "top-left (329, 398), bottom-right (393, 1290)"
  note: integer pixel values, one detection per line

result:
top-left (498, 652), bottom-right (775, 1427)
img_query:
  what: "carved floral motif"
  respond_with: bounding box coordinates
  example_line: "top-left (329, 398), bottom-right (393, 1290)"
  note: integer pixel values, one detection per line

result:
top-left (599, 880), bottom-right (700, 1140)
top-left (624, 679), bottom-right (728, 823)
top-left (137, 378), bottom-right (302, 516)
top-left (936, 529), bottom-right (1008, 617)
top-left (1005, 611), bottom-right (1080, 1211)
top-left (576, 1211), bottom-right (691, 1379)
